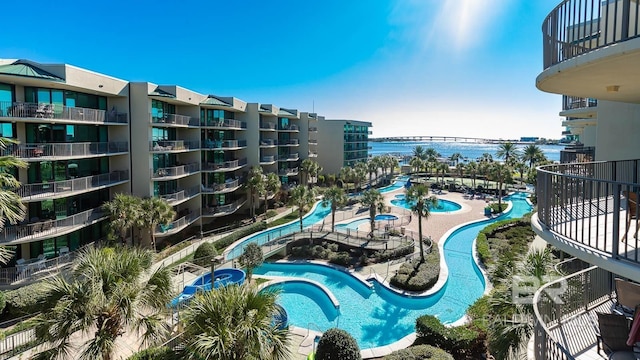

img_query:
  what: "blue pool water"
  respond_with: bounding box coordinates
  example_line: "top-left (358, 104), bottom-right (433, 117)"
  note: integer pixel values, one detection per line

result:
top-left (378, 176), bottom-right (410, 193)
top-left (255, 192), bottom-right (532, 349)
top-left (375, 214), bottom-right (398, 221)
top-left (390, 196), bottom-right (462, 212)
top-left (334, 214), bottom-right (399, 231)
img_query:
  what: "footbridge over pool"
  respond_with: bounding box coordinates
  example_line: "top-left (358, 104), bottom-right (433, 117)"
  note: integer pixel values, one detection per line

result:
top-left (372, 135), bottom-right (529, 144)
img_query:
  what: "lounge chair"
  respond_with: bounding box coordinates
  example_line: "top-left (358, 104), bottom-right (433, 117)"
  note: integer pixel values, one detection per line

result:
top-left (615, 278), bottom-right (640, 318)
top-left (596, 312), bottom-right (634, 355)
top-left (623, 191), bottom-right (639, 242)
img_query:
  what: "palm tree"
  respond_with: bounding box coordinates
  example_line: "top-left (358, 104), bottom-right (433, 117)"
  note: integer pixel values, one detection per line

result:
top-left (409, 157), bottom-right (424, 174)
top-left (449, 152), bottom-right (462, 166)
top-left (490, 163), bottom-right (512, 210)
top-left (479, 153), bottom-right (493, 163)
top-left (0, 137), bottom-right (27, 231)
top-left (514, 160), bottom-right (528, 181)
top-left (246, 166), bottom-right (265, 219)
top-left (413, 145), bottom-right (426, 160)
top-left (288, 185), bottom-right (317, 232)
top-left (521, 144), bottom-right (545, 169)
top-left (360, 189), bottom-right (385, 238)
top-left (367, 158), bottom-right (379, 185)
top-left (138, 197), bottom-right (176, 251)
top-left (102, 193), bottom-right (140, 245)
top-left (405, 184), bottom-right (438, 262)
top-left (496, 142), bottom-right (520, 166)
top-left (437, 162), bottom-right (449, 185)
top-left (425, 147), bottom-right (439, 161)
top-left (321, 186), bottom-right (347, 231)
top-left (386, 156), bottom-right (399, 182)
top-left (455, 162), bottom-right (465, 186)
top-left (339, 166), bottom-right (354, 194)
top-left (466, 161), bottom-right (479, 189)
top-left (180, 285), bottom-right (290, 360)
top-left (353, 162), bottom-right (368, 192)
top-left (34, 246), bottom-right (173, 360)
top-left (263, 173), bottom-right (281, 215)
top-left (300, 159), bottom-right (319, 186)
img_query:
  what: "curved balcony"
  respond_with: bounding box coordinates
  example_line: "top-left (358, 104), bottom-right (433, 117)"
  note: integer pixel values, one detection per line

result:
top-left (155, 213), bottom-right (200, 237)
top-left (150, 113), bottom-right (199, 127)
top-left (149, 140), bottom-right (199, 152)
top-left (1, 208), bottom-right (106, 244)
top-left (201, 119), bottom-right (246, 130)
top-left (18, 170), bottom-right (129, 202)
top-left (201, 178), bottom-right (242, 195)
top-left (159, 185), bottom-right (200, 206)
top-left (6, 142), bottom-right (128, 160)
top-left (0, 101), bottom-right (128, 124)
top-left (201, 139), bottom-right (247, 150)
top-left (202, 158), bottom-right (247, 172)
top-left (534, 159), bottom-right (640, 280)
top-left (260, 155), bottom-right (277, 165)
top-left (152, 163), bottom-right (200, 180)
top-left (539, 0), bottom-right (640, 101)
top-left (278, 153), bottom-right (298, 162)
top-left (203, 198), bottom-right (246, 217)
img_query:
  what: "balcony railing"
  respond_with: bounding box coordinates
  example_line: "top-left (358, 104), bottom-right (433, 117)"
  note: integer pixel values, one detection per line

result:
top-left (201, 119), bottom-right (246, 129)
top-left (308, 139), bottom-right (318, 145)
top-left (150, 140), bottom-right (199, 152)
top-left (155, 213), bottom-right (199, 235)
top-left (543, 0), bottom-right (640, 68)
top-left (559, 144), bottom-right (595, 163)
top-left (2, 208), bottom-right (105, 243)
top-left (0, 101), bottom-right (128, 124)
top-left (537, 159), bottom-right (640, 264)
top-left (532, 265), bottom-right (613, 360)
top-left (260, 139), bottom-right (277, 146)
top-left (308, 126), bottom-right (318, 132)
top-left (279, 124), bottom-right (299, 131)
top-left (150, 113), bottom-right (199, 127)
top-left (279, 153), bottom-right (298, 161)
top-left (260, 122), bottom-right (276, 130)
top-left (261, 155), bottom-right (276, 163)
top-left (153, 163), bottom-right (200, 178)
top-left (201, 178), bottom-right (241, 194)
top-left (279, 139), bottom-right (299, 146)
top-left (562, 96), bottom-right (598, 111)
top-left (202, 158), bottom-right (247, 171)
top-left (308, 151), bottom-right (318, 157)
top-left (201, 139), bottom-right (247, 150)
top-left (204, 198), bottom-right (246, 216)
top-left (278, 167), bottom-right (298, 176)
top-left (5, 142), bottom-right (128, 159)
top-left (18, 170), bottom-right (129, 200)
top-left (159, 185), bottom-right (200, 204)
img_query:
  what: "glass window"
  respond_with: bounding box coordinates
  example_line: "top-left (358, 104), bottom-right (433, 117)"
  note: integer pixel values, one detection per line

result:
top-left (0, 123), bottom-right (15, 138)
top-left (0, 83), bottom-right (13, 116)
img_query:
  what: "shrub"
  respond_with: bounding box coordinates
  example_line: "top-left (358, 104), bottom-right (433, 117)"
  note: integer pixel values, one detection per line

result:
top-left (126, 346), bottom-right (179, 360)
top-left (390, 248), bottom-right (440, 292)
top-left (316, 328), bottom-right (361, 360)
top-left (374, 244), bottom-right (414, 262)
top-left (4, 283), bottom-right (49, 318)
top-left (383, 344), bottom-right (454, 360)
top-left (192, 242), bottom-right (218, 267)
top-left (214, 221), bottom-right (267, 251)
top-left (265, 210), bottom-right (278, 219)
top-left (416, 315), bottom-right (485, 358)
top-left (328, 252), bottom-right (351, 266)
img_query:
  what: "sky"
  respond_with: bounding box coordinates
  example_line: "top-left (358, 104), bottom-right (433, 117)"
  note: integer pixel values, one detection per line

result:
top-left (0, 0), bottom-right (562, 140)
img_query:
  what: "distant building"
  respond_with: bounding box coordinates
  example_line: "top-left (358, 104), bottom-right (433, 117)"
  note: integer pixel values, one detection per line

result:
top-left (316, 119), bottom-right (372, 174)
top-left (519, 137), bottom-right (539, 142)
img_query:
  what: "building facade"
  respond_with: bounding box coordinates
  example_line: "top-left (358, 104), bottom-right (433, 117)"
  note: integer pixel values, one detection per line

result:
top-left (316, 119), bottom-right (372, 175)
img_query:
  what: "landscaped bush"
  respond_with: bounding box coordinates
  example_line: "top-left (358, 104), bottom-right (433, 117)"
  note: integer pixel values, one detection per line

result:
top-left (489, 202), bottom-right (508, 213)
top-left (126, 346), bottom-right (179, 360)
top-left (328, 252), bottom-right (351, 266)
top-left (383, 344), bottom-right (454, 360)
top-left (390, 247), bottom-right (439, 292)
top-left (316, 328), bottom-right (361, 360)
top-left (4, 283), bottom-right (49, 318)
top-left (265, 210), bottom-right (278, 219)
top-left (214, 221), bottom-right (267, 251)
top-left (373, 243), bottom-right (415, 262)
top-left (416, 315), bottom-right (485, 358)
top-left (192, 242), bottom-right (218, 267)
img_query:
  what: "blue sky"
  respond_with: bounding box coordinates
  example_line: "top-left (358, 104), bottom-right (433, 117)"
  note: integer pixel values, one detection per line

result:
top-left (1, 0), bottom-right (561, 139)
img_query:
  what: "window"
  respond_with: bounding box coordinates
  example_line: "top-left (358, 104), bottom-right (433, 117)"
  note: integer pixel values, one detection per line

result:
top-left (0, 83), bottom-right (14, 116)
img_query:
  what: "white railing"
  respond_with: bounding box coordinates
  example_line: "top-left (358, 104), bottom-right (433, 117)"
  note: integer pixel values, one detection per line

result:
top-left (202, 158), bottom-right (247, 171)
top-left (201, 119), bottom-right (245, 129)
top-left (308, 139), bottom-right (318, 145)
top-left (309, 127), bottom-right (318, 132)
top-left (2, 209), bottom-right (106, 243)
top-left (278, 167), bottom-right (299, 176)
top-left (149, 140), bottom-right (199, 151)
top-left (18, 170), bottom-right (129, 200)
top-left (260, 122), bottom-right (276, 130)
top-left (150, 113), bottom-right (199, 126)
top-left (201, 139), bottom-right (247, 149)
top-left (153, 163), bottom-right (200, 178)
top-left (261, 155), bottom-right (276, 163)
top-left (0, 101), bottom-right (128, 124)
top-left (156, 213), bottom-right (200, 234)
top-left (204, 198), bottom-right (247, 216)
top-left (6, 142), bottom-right (128, 159)
top-left (260, 138), bottom-right (277, 146)
top-left (159, 185), bottom-right (200, 204)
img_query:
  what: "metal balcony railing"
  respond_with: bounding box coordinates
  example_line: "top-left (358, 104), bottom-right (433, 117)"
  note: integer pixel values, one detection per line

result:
top-left (260, 139), bottom-right (277, 146)
top-left (150, 113), bottom-right (199, 127)
top-left (201, 178), bottom-right (241, 194)
top-left (279, 139), bottom-right (299, 146)
top-left (308, 151), bottom-right (318, 157)
top-left (278, 153), bottom-right (298, 161)
top-left (159, 185), bottom-right (200, 204)
top-left (155, 213), bottom-right (200, 235)
top-left (202, 158), bottom-right (247, 172)
top-left (2, 209), bottom-right (106, 243)
top-left (201, 139), bottom-right (247, 150)
top-left (562, 96), bottom-right (598, 111)
top-left (260, 122), bottom-right (276, 130)
top-left (308, 139), bottom-right (318, 145)
top-left (537, 159), bottom-right (640, 264)
top-left (153, 163), bottom-right (200, 178)
top-left (204, 198), bottom-right (246, 216)
top-left (308, 126), bottom-right (318, 132)
top-left (542, 0), bottom-right (640, 69)
top-left (5, 142), bottom-right (128, 159)
top-left (261, 155), bottom-right (276, 163)
top-left (0, 101), bottom-right (128, 124)
top-left (278, 167), bottom-right (298, 176)
top-left (279, 124), bottom-right (299, 131)
top-left (201, 119), bottom-right (245, 129)
top-left (18, 170), bottom-right (129, 200)
top-left (149, 140), bottom-right (199, 152)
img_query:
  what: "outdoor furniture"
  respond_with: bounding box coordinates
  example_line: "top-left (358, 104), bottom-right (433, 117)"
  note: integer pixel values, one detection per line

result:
top-left (596, 312), bottom-right (634, 355)
top-left (615, 278), bottom-right (640, 318)
top-left (623, 191), bottom-right (639, 242)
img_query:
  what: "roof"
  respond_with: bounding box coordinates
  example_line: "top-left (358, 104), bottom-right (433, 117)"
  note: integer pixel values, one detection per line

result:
top-left (278, 108), bottom-right (296, 117)
top-left (149, 87), bottom-right (175, 98)
top-left (201, 96), bottom-right (231, 107)
top-left (0, 60), bottom-right (64, 81)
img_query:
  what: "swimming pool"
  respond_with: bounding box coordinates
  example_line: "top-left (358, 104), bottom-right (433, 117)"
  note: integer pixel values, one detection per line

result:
top-left (334, 214), bottom-right (399, 231)
top-left (390, 195), bottom-right (462, 212)
top-left (254, 192), bottom-right (532, 349)
top-left (378, 175), bottom-right (410, 194)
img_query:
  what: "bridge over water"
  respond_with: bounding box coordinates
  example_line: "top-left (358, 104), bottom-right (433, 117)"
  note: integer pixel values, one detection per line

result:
top-left (372, 136), bottom-right (528, 144)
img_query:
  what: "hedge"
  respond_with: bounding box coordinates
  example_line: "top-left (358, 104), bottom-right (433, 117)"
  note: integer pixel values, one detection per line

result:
top-left (316, 328), bottom-right (361, 360)
top-left (416, 315), bottom-right (485, 358)
top-left (192, 242), bottom-right (218, 267)
top-left (383, 344), bottom-right (454, 360)
top-left (214, 221), bottom-right (267, 251)
top-left (3, 282), bottom-right (49, 318)
top-left (389, 247), bottom-right (439, 292)
top-left (126, 346), bottom-right (179, 360)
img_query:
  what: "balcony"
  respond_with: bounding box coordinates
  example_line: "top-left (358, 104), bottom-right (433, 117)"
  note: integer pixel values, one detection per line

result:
top-left (150, 140), bottom-right (199, 152)
top-left (534, 159), bottom-right (640, 279)
top-left (6, 142), bottom-right (128, 160)
top-left (150, 113), bottom-right (199, 127)
top-left (260, 122), bottom-right (276, 131)
top-left (18, 170), bottom-right (129, 202)
top-left (308, 151), bottom-right (318, 158)
top-left (0, 101), bottom-right (128, 124)
top-left (308, 139), bottom-right (318, 145)
top-left (159, 185), bottom-right (200, 206)
top-left (260, 155), bottom-right (276, 164)
top-left (278, 153), bottom-right (298, 162)
top-left (152, 163), bottom-right (200, 180)
top-left (1, 208), bottom-right (106, 244)
top-left (278, 139), bottom-right (299, 146)
top-left (202, 158), bottom-right (247, 172)
top-left (308, 126), bottom-right (318, 132)
top-left (155, 213), bottom-right (200, 237)
top-left (559, 144), bottom-right (595, 163)
top-left (201, 119), bottom-right (246, 129)
top-left (203, 198), bottom-right (246, 217)
top-left (278, 124), bottom-right (299, 132)
top-left (278, 167), bottom-right (298, 176)
top-left (201, 139), bottom-right (247, 150)
top-left (538, 0), bottom-right (640, 102)
top-left (201, 178), bottom-right (242, 194)
top-left (260, 139), bottom-right (277, 147)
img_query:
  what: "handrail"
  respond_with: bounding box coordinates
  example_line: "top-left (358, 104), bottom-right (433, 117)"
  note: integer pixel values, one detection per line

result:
top-left (18, 170), bottom-right (129, 200)
top-left (260, 122), bottom-right (276, 130)
top-left (201, 118), bottom-right (245, 129)
top-left (2, 208), bottom-right (106, 243)
top-left (202, 158), bottom-right (247, 171)
top-left (153, 163), bottom-right (200, 178)
top-left (5, 141), bottom-right (128, 158)
top-left (149, 140), bottom-right (199, 151)
top-left (150, 113), bottom-right (199, 126)
top-left (260, 139), bottom-right (277, 146)
top-left (0, 101), bottom-right (128, 124)
top-left (542, 0), bottom-right (640, 69)
top-left (159, 185), bottom-right (200, 204)
top-left (156, 213), bottom-right (200, 234)
top-left (204, 198), bottom-right (247, 216)
top-left (201, 139), bottom-right (247, 149)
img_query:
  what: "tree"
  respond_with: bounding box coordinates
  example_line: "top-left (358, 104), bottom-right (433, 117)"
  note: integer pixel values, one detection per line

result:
top-left (405, 184), bottom-right (438, 262)
top-left (321, 186), bottom-right (347, 231)
top-left (489, 163), bottom-right (512, 210)
top-left (479, 153), bottom-right (493, 163)
top-left (180, 285), bottom-right (290, 360)
top-left (193, 242), bottom-right (218, 268)
top-left (102, 193), bottom-right (139, 245)
top-left (360, 189), bottom-right (385, 238)
top-left (367, 158), bottom-right (379, 185)
top-left (386, 156), bottom-right (399, 183)
top-left (300, 159), bottom-right (320, 186)
top-left (353, 162), bottom-right (368, 192)
top-left (521, 144), bottom-right (545, 169)
top-left (339, 166), bottom-right (354, 194)
top-left (316, 328), bottom-right (361, 360)
top-left (33, 247), bottom-right (173, 360)
top-left (413, 145), bottom-right (426, 160)
top-left (138, 197), bottom-right (176, 251)
top-left (409, 157), bottom-right (424, 174)
top-left (239, 242), bottom-right (263, 282)
top-left (437, 162), bottom-right (449, 185)
top-left (288, 185), bottom-right (317, 232)
top-left (246, 166), bottom-right (265, 219)
top-left (455, 162), bottom-right (465, 186)
top-left (0, 138), bottom-right (27, 230)
top-left (449, 152), bottom-right (462, 166)
top-left (263, 173), bottom-right (281, 215)
top-left (466, 161), bottom-right (479, 189)
top-left (496, 142), bottom-right (520, 166)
